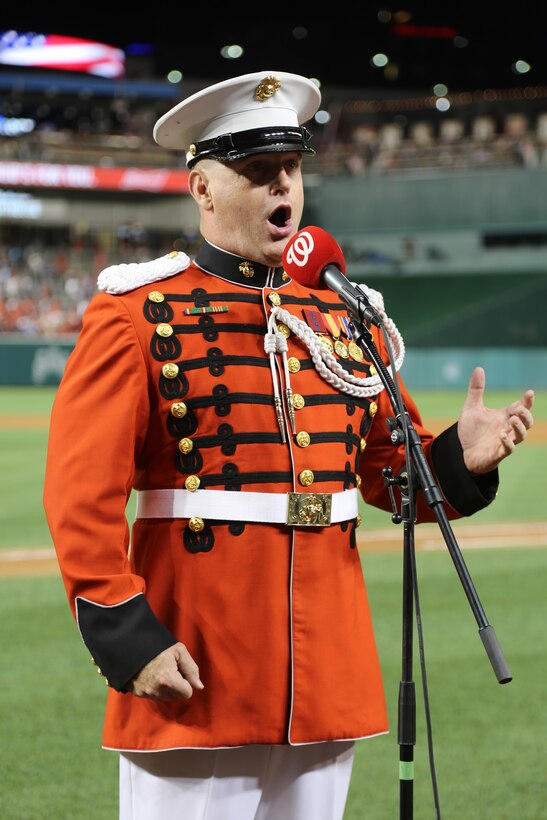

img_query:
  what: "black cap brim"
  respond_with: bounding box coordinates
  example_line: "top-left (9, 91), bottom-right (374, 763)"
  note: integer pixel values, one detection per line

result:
top-left (187, 125), bottom-right (316, 168)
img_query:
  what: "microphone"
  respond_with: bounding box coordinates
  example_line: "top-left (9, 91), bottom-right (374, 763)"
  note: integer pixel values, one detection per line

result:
top-left (282, 226), bottom-right (383, 327)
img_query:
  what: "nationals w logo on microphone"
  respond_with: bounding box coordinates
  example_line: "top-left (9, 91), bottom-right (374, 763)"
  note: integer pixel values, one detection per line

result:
top-left (283, 226), bottom-right (347, 287)
top-left (285, 230), bottom-right (314, 267)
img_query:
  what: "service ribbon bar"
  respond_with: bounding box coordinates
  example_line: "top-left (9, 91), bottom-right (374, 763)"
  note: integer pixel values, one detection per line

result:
top-left (340, 316), bottom-right (353, 339)
top-left (323, 313), bottom-right (341, 338)
top-left (183, 306), bottom-right (229, 315)
top-left (303, 309), bottom-right (328, 334)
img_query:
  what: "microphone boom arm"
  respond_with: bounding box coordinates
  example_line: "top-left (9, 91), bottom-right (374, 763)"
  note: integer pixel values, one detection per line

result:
top-left (349, 315), bottom-right (512, 685)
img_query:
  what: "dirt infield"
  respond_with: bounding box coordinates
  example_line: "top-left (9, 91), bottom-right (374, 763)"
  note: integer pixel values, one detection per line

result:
top-left (1, 414), bottom-right (53, 428)
top-left (1, 521), bottom-right (545, 578)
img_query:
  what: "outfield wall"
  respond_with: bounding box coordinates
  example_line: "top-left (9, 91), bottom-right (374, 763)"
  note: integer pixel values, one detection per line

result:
top-left (0, 336), bottom-right (544, 390)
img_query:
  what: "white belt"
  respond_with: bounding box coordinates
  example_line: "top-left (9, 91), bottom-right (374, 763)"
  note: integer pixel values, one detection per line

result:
top-left (135, 487), bottom-right (358, 527)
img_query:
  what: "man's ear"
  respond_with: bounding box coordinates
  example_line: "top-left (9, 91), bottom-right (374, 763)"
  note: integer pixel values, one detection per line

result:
top-left (188, 167), bottom-right (213, 211)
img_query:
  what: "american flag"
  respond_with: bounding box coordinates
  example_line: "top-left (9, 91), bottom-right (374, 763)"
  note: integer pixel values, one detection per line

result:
top-left (0, 30), bottom-right (125, 77)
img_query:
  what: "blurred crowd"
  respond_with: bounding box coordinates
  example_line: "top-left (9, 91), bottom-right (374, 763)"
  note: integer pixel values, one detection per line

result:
top-left (324, 111), bottom-right (547, 175)
top-left (2, 103), bottom-right (547, 175)
top-left (2, 100), bottom-right (547, 336)
top-left (0, 224), bottom-right (200, 335)
top-left (1, 121), bottom-right (545, 178)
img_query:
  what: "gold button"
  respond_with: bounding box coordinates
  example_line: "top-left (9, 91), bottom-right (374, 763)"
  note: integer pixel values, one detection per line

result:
top-left (185, 475), bottom-right (200, 491)
top-left (156, 323), bottom-right (173, 337)
top-left (369, 401), bottom-right (378, 417)
top-left (162, 362), bottom-right (179, 379)
top-left (296, 431), bottom-right (311, 448)
top-left (292, 393), bottom-right (305, 409)
top-left (178, 438), bottom-right (193, 454)
top-left (299, 469), bottom-right (314, 486)
top-left (170, 401), bottom-right (187, 418)
top-left (287, 357), bottom-right (300, 373)
top-left (360, 438), bottom-right (367, 452)
top-left (188, 516), bottom-right (205, 533)
top-left (356, 474), bottom-right (362, 488)
top-left (369, 364), bottom-right (377, 376)
top-left (268, 292), bottom-right (281, 306)
top-left (277, 322), bottom-right (291, 338)
top-left (148, 290), bottom-right (164, 303)
top-left (356, 513), bottom-right (362, 527)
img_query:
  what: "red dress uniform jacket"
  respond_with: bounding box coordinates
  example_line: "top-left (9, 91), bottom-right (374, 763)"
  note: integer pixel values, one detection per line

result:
top-left (44, 243), bottom-right (497, 751)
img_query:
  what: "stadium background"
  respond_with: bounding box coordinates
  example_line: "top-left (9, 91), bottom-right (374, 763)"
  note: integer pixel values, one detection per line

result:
top-left (1, 8), bottom-right (546, 819)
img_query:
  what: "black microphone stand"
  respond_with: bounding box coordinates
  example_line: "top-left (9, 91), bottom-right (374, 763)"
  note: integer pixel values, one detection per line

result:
top-left (346, 297), bottom-right (512, 820)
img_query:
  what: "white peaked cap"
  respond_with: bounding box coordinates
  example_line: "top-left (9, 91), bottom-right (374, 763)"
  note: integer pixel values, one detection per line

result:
top-left (153, 70), bottom-right (321, 166)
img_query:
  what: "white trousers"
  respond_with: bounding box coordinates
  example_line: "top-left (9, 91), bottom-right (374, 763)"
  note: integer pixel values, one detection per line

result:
top-left (119, 741), bottom-right (355, 820)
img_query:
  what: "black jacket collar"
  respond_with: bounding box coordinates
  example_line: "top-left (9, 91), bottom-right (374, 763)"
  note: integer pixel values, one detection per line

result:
top-left (194, 240), bottom-right (287, 289)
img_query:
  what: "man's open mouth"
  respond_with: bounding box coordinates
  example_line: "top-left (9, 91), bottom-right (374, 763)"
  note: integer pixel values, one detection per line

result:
top-left (268, 205), bottom-right (291, 228)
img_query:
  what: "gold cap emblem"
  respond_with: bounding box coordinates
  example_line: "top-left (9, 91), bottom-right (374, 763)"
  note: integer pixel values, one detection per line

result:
top-left (189, 143), bottom-right (197, 156)
top-left (254, 75), bottom-right (281, 101)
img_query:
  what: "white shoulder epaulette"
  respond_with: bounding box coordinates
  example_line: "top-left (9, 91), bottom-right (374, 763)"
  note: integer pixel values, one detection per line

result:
top-left (97, 251), bottom-right (191, 295)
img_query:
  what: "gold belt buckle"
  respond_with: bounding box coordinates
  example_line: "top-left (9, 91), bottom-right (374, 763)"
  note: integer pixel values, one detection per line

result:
top-left (286, 492), bottom-right (332, 527)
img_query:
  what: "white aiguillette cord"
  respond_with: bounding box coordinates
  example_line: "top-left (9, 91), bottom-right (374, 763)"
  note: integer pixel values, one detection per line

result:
top-left (264, 312), bottom-right (292, 443)
top-left (269, 285), bottom-right (406, 399)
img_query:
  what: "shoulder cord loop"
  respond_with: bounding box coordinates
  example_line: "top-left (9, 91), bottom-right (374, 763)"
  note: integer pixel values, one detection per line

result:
top-left (270, 285), bottom-right (405, 399)
top-left (264, 312), bottom-right (295, 442)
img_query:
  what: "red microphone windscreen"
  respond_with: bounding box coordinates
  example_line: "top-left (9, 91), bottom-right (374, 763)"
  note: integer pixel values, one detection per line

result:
top-left (282, 226), bottom-right (346, 287)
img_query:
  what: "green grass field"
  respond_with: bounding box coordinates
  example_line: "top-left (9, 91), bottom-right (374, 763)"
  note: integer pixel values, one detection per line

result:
top-left (1, 385), bottom-right (546, 819)
top-left (0, 385), bottom-right (545, 546)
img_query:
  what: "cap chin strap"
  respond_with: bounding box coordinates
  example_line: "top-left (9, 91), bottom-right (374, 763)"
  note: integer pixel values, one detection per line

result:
top-left (187, 126), bottom-right (315, 167)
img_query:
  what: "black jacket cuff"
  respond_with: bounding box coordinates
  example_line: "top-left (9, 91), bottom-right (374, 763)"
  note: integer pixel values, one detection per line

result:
top-left (76, 593), bottom-right (177, 692)
top-left (431, 423), bottom-right (498, 516)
